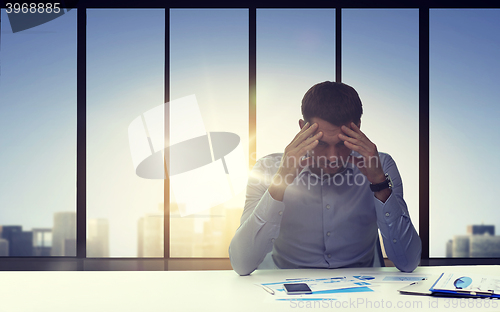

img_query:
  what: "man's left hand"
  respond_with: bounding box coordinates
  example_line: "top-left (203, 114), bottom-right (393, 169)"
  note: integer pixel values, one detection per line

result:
top-left (338, 122), bottom-right (386, 185)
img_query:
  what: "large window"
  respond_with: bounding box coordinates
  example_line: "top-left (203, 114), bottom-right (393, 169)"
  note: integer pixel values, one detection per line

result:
top-left (0, 8), bottom-right (77, 257)
top-left (256, 9), bottom-right (335, 159)
top-left (86, 9), bottom-right (165, 257)
top-left (430, 9), bottom-right (500, 258)
top-left (169, 9), bottom-right (248, 257)
top-left (343, 9), bottom-right (419, 232)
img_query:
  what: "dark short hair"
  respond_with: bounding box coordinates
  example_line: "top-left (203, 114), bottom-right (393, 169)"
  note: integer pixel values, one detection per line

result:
top-left (301, 81), bottom-right (363, 126)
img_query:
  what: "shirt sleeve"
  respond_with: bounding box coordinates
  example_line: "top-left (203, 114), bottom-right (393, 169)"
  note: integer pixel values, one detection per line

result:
top-left (228, 155), bottom-right (285, 276)
top-left (374, 153), bottom-right (422, 272)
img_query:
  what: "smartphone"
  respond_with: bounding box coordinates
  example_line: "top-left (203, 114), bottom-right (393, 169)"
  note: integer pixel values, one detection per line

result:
top-left (283, 283), bottom-right (312, 295)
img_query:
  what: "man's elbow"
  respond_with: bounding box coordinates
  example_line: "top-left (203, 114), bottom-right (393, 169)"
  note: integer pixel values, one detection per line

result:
top-left (396, 259), bottom-right (419, 273)
top-left (228, 246), bottom-right (256, 276)
top-left (230, 257), bottom-right (255, 276)
top-left (232, 265), bottom-right (254, 276)
top-left (396, 241), bottom-right (422, 273)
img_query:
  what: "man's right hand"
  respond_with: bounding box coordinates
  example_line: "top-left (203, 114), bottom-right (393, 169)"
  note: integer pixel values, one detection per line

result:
top-left (268, 122), bottom-right (323, 201)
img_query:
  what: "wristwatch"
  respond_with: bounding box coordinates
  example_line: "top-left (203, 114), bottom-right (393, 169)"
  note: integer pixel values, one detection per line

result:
top-left (369, 173), bottom-right (393, 192)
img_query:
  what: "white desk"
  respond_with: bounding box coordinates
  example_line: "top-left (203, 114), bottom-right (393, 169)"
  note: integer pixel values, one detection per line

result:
top-left (0, 265), bottom-right (498, 312)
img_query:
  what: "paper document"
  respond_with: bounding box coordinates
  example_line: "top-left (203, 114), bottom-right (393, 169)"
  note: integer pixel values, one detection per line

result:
top-left (358, 272), bottom-right (429, 283)
top-left (430, 273), bottom-right (500, 298)
top-left (259, 276), bottom-right (374, 298)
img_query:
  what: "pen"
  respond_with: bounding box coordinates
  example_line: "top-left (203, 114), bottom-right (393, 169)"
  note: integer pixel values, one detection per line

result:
top-left (316, 276), bottom-right (345, 281)
top-left (287, 276), bottom-right (345, 281)
top-left (260, 285), bottom-right (275, 295)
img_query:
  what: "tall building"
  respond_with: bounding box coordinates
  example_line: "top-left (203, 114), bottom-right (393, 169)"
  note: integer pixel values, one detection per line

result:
top-left (51, 212), bottom-right (76, 256)
top-left (452, 235), bottom-right (470, 257)
top-left (1, 226), bottom-right (33, 256)
top-left (467, 224), bottom-right (495, 236)
top-left (169, 203), bottom-right (244, 257)
top-left (445, 239), bottom-right (453, 258)
top-left (170, 203), bottom-right (197, 257)
top-left (1, 226), bottom-right (22, 256)
top-left (32, 228), bottom-right (52, 256)
top-left (64, 239), bottom-right (76, 256)
top-left (11, 231), bottom-right (33, 256)
top-left (470, 235), bottom-right (500, 257)
top-left (87, 219), bottom-right (109, 257)
top-left (137, 213), bottom-right (163, 257)
top-left (447, 224), bottom-right (500, 257)
top-left (0, 238), bottom-right (9, 256)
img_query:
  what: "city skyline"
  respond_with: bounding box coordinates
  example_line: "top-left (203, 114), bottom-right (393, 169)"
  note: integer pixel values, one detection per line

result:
top-left (0, 212), bottom-right (111, 257)
top-left (446, 224), bottom-right (500, 258)
top-left (0, 205), bottom-right (242, 258)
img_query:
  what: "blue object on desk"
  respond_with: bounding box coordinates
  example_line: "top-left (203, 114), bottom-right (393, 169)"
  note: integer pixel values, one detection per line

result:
top-left (353, 275), bottom-right (375, 281)
top-left (312, 286), bottom-right (374, 295)
top-left (453, 276), bottom-right (472, 289)
top-left (275, 286), bottom-right (374, 301)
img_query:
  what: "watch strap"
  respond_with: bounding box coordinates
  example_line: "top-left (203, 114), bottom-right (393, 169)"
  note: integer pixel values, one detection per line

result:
top-left (369, 173), bottom-right (392, 192)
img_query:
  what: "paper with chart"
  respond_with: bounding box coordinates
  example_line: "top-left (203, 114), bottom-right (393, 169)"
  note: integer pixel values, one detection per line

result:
top-left (430, 273), bottom-right (500, 296)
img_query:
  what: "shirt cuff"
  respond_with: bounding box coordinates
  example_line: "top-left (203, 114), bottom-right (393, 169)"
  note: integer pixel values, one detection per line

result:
top-left (254, 189), bottom-right (286, 224)
top-left (373, 191), bottom-right (400, 224)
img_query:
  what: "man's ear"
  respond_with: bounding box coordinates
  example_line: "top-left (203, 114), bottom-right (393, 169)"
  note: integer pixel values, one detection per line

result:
top-left (299, 119), bottom-right (305, 129)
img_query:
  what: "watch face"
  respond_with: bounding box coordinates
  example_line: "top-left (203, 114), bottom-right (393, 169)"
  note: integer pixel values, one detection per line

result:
top-left (386, 174), bottom-right (393, 188)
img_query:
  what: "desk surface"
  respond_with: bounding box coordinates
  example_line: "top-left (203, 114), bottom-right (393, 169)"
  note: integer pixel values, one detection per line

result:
top-left (0, 265), bottom-right (499, 312)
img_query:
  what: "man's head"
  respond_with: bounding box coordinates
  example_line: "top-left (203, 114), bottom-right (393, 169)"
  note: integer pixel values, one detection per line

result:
top-left (301, 81), bottom-right (363, 126)
top-left (299, 81), bottom-right (363, 175)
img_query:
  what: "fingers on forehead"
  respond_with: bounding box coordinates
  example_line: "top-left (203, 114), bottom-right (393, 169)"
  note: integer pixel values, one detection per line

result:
top-left (342, 125), bottom-right (357, 135)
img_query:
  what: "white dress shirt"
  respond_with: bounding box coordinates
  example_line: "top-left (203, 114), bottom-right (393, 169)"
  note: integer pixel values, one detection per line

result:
top-left (229, 151), bottom-right (421, 275)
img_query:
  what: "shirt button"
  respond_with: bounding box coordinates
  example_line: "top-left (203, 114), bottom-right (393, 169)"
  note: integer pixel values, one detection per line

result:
top-left (271, 238), bottom-right (275, 243)
top-left (393, 239), bottom-right (397, 243)
top-left (279, 211), bottom-right (283, 216)
top-left (385, 212), bottom-right (390, 217)
top-left (327, 254), bottom-right (331, 258)
top-left (326, 205), bottom-right (330, 209)
top-left (326, 232), bottom-right (331, 236)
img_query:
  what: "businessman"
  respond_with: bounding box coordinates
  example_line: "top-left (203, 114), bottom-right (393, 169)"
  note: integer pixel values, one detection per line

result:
top-left (229, 81), bottom-right (421, 275)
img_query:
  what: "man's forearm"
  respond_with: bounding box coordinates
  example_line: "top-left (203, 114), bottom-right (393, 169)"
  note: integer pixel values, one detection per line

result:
top-left (268, 179), bottom-right (287, 202)
top-left (229, 190), bottom-right (285, 275)
top-left (229, 218), bottom-right (274, 276)
top-left (376, 194), bottom-right (421, 272)
top-left (268, 166), bottom-right (299, 202)
top-left (382, 220), bottom-right (421, 272)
